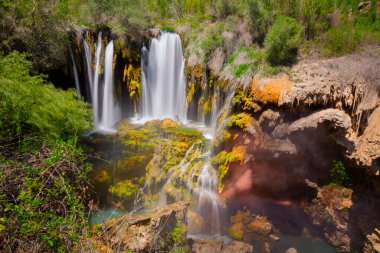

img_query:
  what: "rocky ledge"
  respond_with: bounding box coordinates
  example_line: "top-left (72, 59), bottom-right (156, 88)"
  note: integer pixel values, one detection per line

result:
top-left (102, 201), bottom-right (189, 252)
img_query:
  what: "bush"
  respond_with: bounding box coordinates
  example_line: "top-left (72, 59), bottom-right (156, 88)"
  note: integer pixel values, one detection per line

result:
top-left (0, 51), bottom-right (93, 252)
top-left (0, 140), bottom-right (92, 252)
top-left (330, 160), bottom-right (350, 186)
top-left (170, 221), bottom-right (189, 253)
top-left (0, 52), bottom-right (92, 141)
top-left (323, 22), bottom-right (360, 56)
top-left (264, 16), bottom-right (302, 65)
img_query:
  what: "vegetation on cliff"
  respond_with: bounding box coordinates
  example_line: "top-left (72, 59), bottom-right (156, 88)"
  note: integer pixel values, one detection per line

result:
top-left (0, 52), bottom-right (93, 251)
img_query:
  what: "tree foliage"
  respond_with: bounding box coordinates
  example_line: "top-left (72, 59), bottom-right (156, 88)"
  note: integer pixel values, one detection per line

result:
top-left (0, 52), bottom-right (93, 252)
top-left (264, 16), bottom-right (302, 65)
top-left (0, 52), bottom-right (92, 141)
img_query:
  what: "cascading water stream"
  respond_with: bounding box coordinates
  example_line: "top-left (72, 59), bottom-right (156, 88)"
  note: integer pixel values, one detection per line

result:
top-left (93, 32), bottom-right (102, 129)
top-left (141, 32), bottom-right (187, 122)
top-left (69, 49), bottom-right (81, 97)
top-left (83, 39), bottom-right (93, 100)
top-left (155, 86), bottom-right (235, 238)
top-left (100, 41), bottom-right (120, 131)
top-left (80, 35), bottom-right (120, 131)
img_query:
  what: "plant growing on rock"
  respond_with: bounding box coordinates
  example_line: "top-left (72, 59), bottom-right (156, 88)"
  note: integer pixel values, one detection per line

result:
top-left (212, 146), bottom-right (247, 191)
top-left (170, 221), bottom-right (190, 253)
top-left (330, 160), bottom-right (350, 186)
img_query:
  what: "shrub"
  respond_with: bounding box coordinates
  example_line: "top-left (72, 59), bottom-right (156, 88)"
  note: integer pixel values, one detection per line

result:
top-left (264, 16), bottom-right (302, 65)
top-left (170, 221), bottom-right (189, 253)
top-left (330, 160), bottom-right (350, 186)
top-left (323, 22), bottom-right (360, 56)
top-left (0, 52), bottom-right (92, 141)
top-left (0, 141), bottom-right (92, 252)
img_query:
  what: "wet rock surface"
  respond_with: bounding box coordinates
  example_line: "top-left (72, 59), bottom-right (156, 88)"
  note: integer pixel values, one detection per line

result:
top-left (102, 201), bottom-right (189, 252)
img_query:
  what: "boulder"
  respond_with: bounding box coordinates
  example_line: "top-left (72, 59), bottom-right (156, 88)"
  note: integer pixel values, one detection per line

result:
top-left (190, 238), bottom-right (253, 253)
top-left (102, 201), bottom-right (189, 252)
top-left (247, 216), bottom-right (272, 236)
top-left (367, 228), bottom-right (380, 253)
top-left (187, 210), bottom-right (205, 234)
top-left (287, 109), bottom-right (352, 134)
top-left (161, 118), bottom-right (180, 128)
top-left (285, 248), bottom-right (298, 253)
top-left (149, 28), bottom-right (161, 38)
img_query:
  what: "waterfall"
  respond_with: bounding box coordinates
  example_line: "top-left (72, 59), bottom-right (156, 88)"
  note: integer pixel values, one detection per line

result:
top-left (83, 39), bottom-right (93, 100)
top-left (93, 32), bottom-right (102, 129)
top-left (194, 162), bottom-right (224, 235)
top-left (140, 45), bottom-right (150, 117)
top-left (100, 41), bottom-right (120, 131)
top-left (141, 32), bottom-right (187, 122)
top-left (79, 35), bottom-right (120, 132)
top-left (156, 84), bottom-right (235, 237)
top-left (69, 49), bottom-right (81, 97)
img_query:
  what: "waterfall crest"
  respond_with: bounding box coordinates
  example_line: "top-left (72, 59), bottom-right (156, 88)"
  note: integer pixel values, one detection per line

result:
top-left (141, 32), bottom-right (187, 122)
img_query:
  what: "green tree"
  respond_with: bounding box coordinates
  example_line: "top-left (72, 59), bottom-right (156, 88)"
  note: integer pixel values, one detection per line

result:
top-left (264, 15), bottom-right (302, 65)
top-left (0, 52), bottom-right (92, 141)
top-left (330, 160), bottom-right (350, 186)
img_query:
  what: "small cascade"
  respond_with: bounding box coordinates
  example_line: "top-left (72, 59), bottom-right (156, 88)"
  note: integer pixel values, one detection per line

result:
top-left (93, 32), bottom-right (102, 128)
top-left (155, 87), bottom-right (234, 237)
top-left (69, 49), bottom-right (81, 97)
top-left (141, 32), bottom-right (187, 122)
top-left (140, 45), bottom-right (150, 118)
top-left (83, 39), bottom-right (93, 100)
top-left (78, 34), bottom-right (120, 132)
top-left (100, 41), bottom-right (120, 131)
top-left (193, 162), bottom-right (224, 235)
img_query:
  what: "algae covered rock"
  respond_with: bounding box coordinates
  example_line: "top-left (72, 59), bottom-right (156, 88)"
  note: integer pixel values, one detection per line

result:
top-left (247, 216), bottom-right (272, 236)
top-left (229, 223), bottom-right (245, 240)
top-left (161, 118), bottom-right (180, 128)
top-left (229, 210), bottom-right (276, 242)
top-left (108, 180), bottom-right (139, 199)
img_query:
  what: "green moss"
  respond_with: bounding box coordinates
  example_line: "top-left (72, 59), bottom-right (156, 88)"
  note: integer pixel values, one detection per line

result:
top-left (235, 63), bottom-right (250, 77)
top-left (229, 223), bottom-right (244, 240)
top-left (108, 180), bottom-right (139, 199)
top-left (167, 127), bottom-right (202, 136)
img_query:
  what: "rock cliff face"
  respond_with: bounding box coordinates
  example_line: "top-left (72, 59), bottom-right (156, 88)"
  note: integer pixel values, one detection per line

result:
top-left (216, 46), bottom-right (380, 252)
top-left (219, 46), bottom-right (380, 192)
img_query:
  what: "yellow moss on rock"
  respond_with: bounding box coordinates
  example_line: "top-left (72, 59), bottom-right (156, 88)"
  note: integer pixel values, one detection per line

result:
top-left (161, 118), bottom-right (180, 128)
top-left (247, 216), bottom-right (272, 236)
top-left (229, 223), bottom-right (244, 240)
top-left (108, 180), bottom-right (139, 199)
top-left (251, 76), bottom-right (292, 105)
top-left (212, 146), bottom-right (248, 191)
top-left (93, 170), bottom-right (112, 184)
top-left (228, 113), bottom-right (253, 130)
